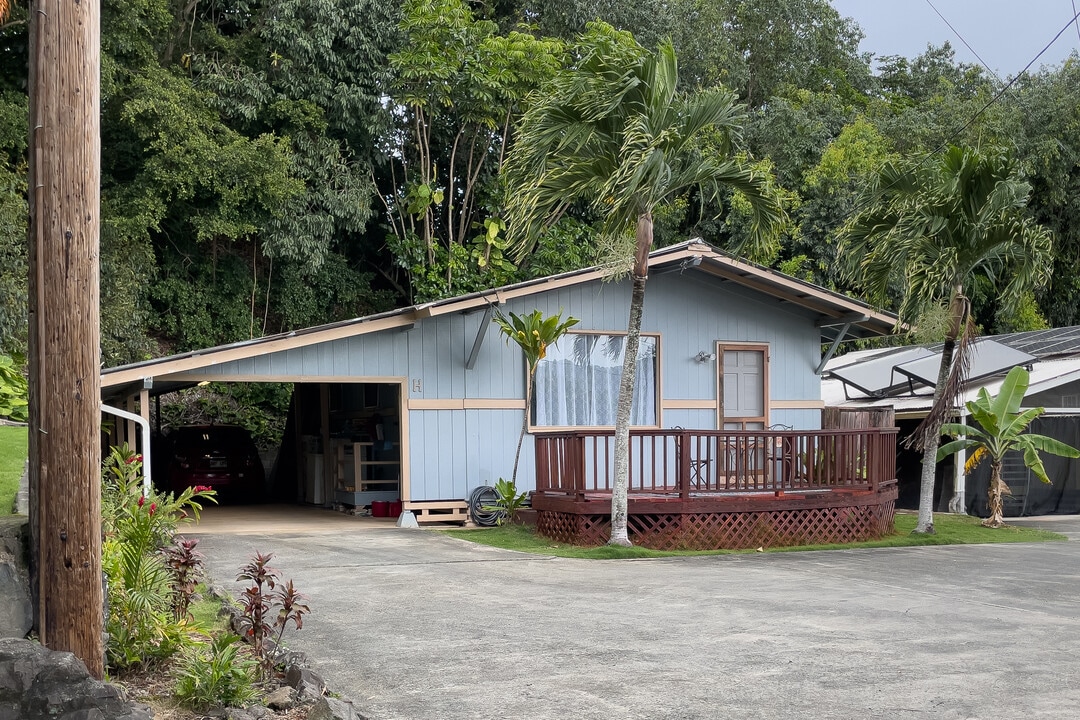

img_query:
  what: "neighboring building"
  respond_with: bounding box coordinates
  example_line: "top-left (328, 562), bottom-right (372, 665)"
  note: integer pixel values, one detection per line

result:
top-left (822, 326), bottom-right (1080, 516)
top-left (101, 240), bottom-right (896, 516)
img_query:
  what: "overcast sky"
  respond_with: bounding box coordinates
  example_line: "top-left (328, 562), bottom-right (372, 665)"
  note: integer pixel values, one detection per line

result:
top-left (830, 0), bottom-right (1080, 76)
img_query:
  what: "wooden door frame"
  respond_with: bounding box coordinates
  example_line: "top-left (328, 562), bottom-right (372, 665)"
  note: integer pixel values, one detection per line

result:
top-left (716, 342), bottom-right (770, 430)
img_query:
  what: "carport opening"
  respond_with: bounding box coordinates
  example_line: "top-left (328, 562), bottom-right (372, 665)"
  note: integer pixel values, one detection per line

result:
top-left (294, 382), bottom-right (403, 509)
top-left (105, 380), bottom-right (404, 510)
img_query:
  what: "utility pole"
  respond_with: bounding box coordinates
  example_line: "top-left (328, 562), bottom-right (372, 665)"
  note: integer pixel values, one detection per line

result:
top-left (27, 0), bottom-right (104, 679)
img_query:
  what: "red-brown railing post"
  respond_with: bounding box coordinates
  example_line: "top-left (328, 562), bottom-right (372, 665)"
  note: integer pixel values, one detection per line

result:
top-left (534, 436), bottom-right (549, 493)
top-left (679, 430), bottom-right (691, 500)
top-left (573, 433), bottom-right (585, 501)
top-left (869, 431), bottom-right (878, 493)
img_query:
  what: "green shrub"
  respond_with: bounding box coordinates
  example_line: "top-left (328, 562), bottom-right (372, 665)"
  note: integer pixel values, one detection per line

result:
top-left (171, 633), bottom-right (258, 711)
top-left (101, 445), bottom-right (217, 668)
top-left (0, 354), bottom-right (27, 423)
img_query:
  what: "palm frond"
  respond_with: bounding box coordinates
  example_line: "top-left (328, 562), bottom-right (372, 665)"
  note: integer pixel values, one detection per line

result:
top-left (502, 21), bottom-right (781, 264)
top-left (838, 145), bottom-right (1053, 324)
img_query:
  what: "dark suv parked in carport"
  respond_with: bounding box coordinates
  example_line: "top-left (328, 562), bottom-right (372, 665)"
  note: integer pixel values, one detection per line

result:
top-left (157, 425), bottom-right (265, 501)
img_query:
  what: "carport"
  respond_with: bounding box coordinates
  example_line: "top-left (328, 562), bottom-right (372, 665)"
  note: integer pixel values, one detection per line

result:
top-left (100, 309), bottom-right (416, 512)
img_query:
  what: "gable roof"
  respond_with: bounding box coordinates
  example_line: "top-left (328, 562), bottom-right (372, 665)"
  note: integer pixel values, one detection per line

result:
top-left (102, 239), bottom-right (897, 392)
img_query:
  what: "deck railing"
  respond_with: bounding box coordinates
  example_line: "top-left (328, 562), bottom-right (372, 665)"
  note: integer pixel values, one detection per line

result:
top-left (534, 427), bottom-right (897, 500)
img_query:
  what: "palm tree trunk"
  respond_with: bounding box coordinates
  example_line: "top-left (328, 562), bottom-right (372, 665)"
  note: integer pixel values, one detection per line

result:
top-left (609, 213), bottom-right (652, 547)
top-left (984, 459), bottom-right (1006, 528)
top-left (914, 287), bottom-right (965, 534)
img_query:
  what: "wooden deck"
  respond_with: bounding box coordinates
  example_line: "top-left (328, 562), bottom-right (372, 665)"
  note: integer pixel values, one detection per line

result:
top-left (532, 428), bottom-right (898, 550)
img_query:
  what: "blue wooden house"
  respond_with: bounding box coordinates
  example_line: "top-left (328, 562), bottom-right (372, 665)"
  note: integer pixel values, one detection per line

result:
top-left (101, 240), bottom-right (898, 530)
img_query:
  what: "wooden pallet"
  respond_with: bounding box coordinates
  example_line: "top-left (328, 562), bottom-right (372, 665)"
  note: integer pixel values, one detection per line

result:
top-left (403, 501), bottom-right (470, 526)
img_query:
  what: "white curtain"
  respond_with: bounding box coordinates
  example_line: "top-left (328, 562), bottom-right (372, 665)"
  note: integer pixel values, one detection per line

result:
top-left (535, 334), bottom-right (657, 427)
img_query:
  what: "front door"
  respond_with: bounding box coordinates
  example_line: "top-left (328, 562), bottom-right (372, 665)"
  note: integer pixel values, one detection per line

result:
top-left (719, 345), bottom-right (768, 430)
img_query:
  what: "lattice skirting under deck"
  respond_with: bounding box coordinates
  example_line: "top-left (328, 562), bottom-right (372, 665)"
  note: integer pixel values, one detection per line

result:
top-left (536, 501), bottom-right (896, 550)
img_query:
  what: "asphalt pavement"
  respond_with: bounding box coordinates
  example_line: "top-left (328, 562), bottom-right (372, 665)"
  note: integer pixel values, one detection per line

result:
top-left (189, 507), bottom-right (1080, 720)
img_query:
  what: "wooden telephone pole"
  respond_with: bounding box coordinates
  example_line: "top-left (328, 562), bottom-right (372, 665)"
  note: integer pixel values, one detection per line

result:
top-left (27, 0), bottom-right (104, 678)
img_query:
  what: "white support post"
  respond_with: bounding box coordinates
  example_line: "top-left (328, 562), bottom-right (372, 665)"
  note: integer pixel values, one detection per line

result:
top-left (950, 412), bottom-right (968, 514)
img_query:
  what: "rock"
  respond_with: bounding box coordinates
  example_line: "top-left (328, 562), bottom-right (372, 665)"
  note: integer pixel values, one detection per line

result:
top-left (225, 706), bottom-right (269, 720)
top-left (0, 517), bottom-right (32, 640)
top-left (0, 638), bottom-right (152, 720)
top-left (264, 685), bottom-right (294, 710)
top-left (279, 649), bottom-right (308, 669)
top-left (285, 664), bottom-right (325, 695)
top-left (296, 679), bottom-right (324, 702)
top-left (308, 696), bottom-right (368, 720)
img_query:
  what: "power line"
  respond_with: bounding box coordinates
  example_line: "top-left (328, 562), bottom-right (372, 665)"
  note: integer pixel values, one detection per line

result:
top-left (1073, 0), bottom-right (1080, 44)
top-left (925, 6), bottom-right (1080, 155)
top-left (924, 0), bottom-right (998, 80)
top-left (832, 6), bottom-right (1080, 263)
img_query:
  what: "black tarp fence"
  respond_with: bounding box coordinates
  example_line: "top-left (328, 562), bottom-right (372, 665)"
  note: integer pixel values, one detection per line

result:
top-left (965, 415), bottom-right (1080, 517)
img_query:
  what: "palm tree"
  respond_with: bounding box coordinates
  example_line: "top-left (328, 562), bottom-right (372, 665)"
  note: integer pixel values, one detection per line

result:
top-left (493, 308), bottom-right (579, 487)
top-left (840, 146), bottom-right (1052, 534)
top-left (502, 23), bottom-right (782, 546)
top-left (938, 366), bottom-right (1079, 528)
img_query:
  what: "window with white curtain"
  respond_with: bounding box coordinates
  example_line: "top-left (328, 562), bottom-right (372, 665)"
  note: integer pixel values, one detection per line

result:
top-left (533, 333), bottom-right (659, 427)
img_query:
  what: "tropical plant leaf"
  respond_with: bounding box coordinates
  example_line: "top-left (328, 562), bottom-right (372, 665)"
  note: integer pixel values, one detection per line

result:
top-left (939, 422), bottom-right (987, 440)
top-left (1022, 433), bottom-right (1080, 458)
top-left (989, 366), bottom-right (1030, 419)
top-left (936, 438), bottom-right (978, 463)
top-left (1022, 445), bottom-right (1052, 485)
top-left (997, 406), bottom-right (1045, 442)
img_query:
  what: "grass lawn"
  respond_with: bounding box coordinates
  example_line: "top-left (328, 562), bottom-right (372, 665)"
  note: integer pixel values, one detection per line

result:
top-left (443, 511), bottom-right (1065, 559)
top-left (0, 424), bottom-right (27, 515)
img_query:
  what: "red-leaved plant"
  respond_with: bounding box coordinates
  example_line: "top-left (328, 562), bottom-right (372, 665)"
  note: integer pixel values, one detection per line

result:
top-left (236, 552), bottom-right (310, 677)
top-left (164, 537), bottom-right (205, 621)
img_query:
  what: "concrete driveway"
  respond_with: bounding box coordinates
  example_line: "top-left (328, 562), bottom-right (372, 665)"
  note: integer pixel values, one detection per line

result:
top-left (189, 507), bottom-right (1080, 720)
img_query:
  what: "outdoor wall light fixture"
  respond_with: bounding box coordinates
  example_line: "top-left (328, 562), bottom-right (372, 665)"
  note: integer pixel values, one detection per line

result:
top-left (695, 351), bottom-right (717, 363)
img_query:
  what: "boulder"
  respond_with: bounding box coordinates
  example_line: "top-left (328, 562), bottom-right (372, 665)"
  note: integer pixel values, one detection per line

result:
top-left (0, 517), bottom-right (32, 640)
top-left (284, 663), bottom-right (326, 696)
top-left (0, 638), bottom-right (152, 720)
top-left (264, 685), bottom-right (294, 710)
top-left (307, 696), bottom-right (368, 720)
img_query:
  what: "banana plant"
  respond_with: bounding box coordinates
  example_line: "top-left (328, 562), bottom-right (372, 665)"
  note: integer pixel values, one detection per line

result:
top-left (937, 366), bottom-right (1080, 528)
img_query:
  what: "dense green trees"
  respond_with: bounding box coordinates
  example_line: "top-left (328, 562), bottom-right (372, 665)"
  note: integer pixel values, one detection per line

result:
top-left (0, 0), bottom-right (1076, 379)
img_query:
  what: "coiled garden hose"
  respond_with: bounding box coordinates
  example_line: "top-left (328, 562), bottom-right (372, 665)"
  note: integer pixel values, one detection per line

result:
top-left (468, 485), bottom-right (502, 527)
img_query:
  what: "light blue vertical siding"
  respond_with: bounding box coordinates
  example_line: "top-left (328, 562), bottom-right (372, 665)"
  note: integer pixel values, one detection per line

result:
top-left (463, 409), bottom-right (533, 489)
top-left (770, 409), bottom-right (822, 431)
top-left (407, 410), bottom-right (468, 500)
top-left (662, 409), bottom-right (717, 430)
